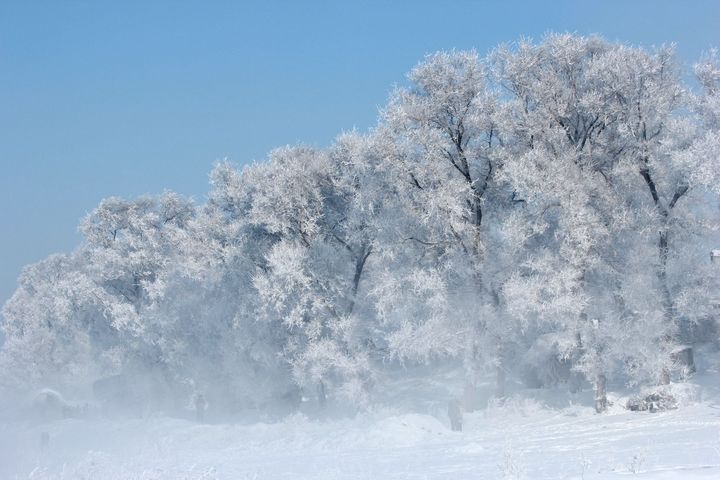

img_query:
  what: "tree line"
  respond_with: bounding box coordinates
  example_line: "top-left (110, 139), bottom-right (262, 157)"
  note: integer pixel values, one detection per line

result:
top-left (2, 34), bottom-right (719, 413)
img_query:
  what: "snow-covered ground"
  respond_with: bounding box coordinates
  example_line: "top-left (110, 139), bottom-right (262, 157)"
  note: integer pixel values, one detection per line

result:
top-left (3, 373), bottom-right (720, 479)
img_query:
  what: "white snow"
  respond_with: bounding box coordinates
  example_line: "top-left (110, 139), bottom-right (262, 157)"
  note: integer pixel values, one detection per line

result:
top-left (3, 377), bottom-right (720, 480)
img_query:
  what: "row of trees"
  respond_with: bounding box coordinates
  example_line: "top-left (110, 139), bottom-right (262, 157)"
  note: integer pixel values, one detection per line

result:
top-left (2, 34), bottom-right (719, 413)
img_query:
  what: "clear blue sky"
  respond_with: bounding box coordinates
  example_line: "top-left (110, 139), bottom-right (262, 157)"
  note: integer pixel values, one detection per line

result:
top-left (1, 0), bottom-right (718, 310)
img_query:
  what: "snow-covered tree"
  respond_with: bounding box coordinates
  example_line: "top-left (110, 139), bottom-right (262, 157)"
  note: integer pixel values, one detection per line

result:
top-left (492, 35), bottom-right (681, 409)
top-left (249, 143), bottom-right (381, 407)
top-left (0, 254), bottom-right (109, 394)
top-left (78, 192), bottom-right (195, 371)
top-left (378, 50), bottom-right (518, 401)
top-left (2, 33), bottom-right (719, 416)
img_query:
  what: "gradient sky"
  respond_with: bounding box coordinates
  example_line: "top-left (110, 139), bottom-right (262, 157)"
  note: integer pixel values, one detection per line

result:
top-left (1, 0), bottom-right (718, 310)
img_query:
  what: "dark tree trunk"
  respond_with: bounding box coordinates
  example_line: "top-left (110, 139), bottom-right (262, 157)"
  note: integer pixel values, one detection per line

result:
top-left (640, 161), bottom-right (691, 383)
top-left (658, 227), bottom-right (674, 323)
top-left (346, 246), bottom-right (371, 316)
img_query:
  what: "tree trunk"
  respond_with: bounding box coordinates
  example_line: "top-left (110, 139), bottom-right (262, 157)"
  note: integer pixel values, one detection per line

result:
top-left (568, 333), bottom-right (584, 393)
top-left (316, 381), bottom-right (327, 409)
top-left (595, 373), bottom-right (607, 413)
top-left (659, 368), bottom-right (671, 386)
top-left (448, 398), bottom-right (463, 432)
top-left (495, 344), bottom-right (506, 400)
top-left (346, 247), bottom-right (371, 316)
top-left (658, 228), bottom-right (674, 325)
top-left (471, 185), bottom-right (483, 228)
top-left (641, 163), bottom-right (692, 384)
top-left (658, 226), bottom-right (684, 386)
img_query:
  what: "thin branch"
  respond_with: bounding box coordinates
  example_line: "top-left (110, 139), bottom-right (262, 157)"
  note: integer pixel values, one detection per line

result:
top-left (668, 185), bottom-right (689, 210)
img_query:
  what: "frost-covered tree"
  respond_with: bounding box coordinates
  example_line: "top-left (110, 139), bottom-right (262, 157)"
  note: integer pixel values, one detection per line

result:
top-left (146, 163), bottom-right (296, 410)
top-left (78, 192), bottom-right (195, 371)
top-left (249, 142), bottom-right (381, 407)
top-left (379, 50), bottom-right (518, 401)
top-left (673, 49), bottom-right (720, 342)
top-left (0, 254), bottom-right (109, 394)
top-left (588, 42), bottom-right (719, 383)
top-left (492, 35), bottom-right (683, 409)
top-left (2, 33), bottom-right (719, 416)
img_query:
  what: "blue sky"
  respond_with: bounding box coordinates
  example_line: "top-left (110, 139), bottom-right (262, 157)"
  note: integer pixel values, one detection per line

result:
top-left (0, 0), bottom-right (718, 309)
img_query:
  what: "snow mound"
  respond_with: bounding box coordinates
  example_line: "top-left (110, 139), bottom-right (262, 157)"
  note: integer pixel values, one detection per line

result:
top-left (666, 382), bottom-right (703, 407)
top-left (362, 413), bottom-right (449, 446)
